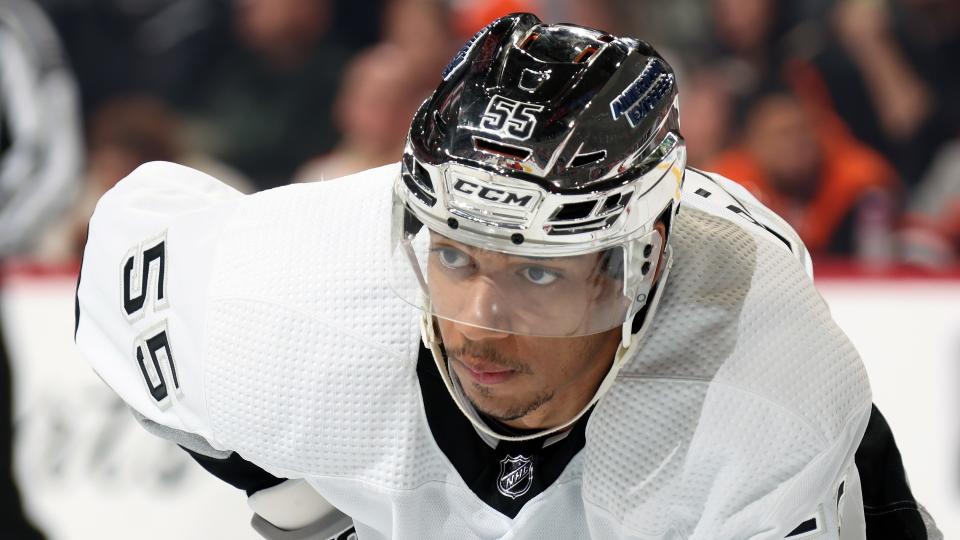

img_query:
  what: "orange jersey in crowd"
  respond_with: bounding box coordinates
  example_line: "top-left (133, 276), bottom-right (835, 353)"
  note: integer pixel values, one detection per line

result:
top-left (708, 136), bottom-right (897, 254)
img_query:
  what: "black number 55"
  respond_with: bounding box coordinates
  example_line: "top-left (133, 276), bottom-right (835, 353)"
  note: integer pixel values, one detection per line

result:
top-left (122, 234), bottom-right (180, 409)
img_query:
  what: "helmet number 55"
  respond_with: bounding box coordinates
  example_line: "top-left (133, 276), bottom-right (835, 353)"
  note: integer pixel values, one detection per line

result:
top-left (480, 96), bottom-right (544, 141)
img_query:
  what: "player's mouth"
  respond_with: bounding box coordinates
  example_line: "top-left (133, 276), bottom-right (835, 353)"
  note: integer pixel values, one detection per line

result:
top-left (454, 356), bottom-right (517, 385)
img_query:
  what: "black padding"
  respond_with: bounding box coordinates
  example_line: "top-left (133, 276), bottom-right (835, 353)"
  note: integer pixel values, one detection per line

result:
top-left (181, 447), bottom-right (285, 497)
top-left (855, 404), bottom-right (930, 539)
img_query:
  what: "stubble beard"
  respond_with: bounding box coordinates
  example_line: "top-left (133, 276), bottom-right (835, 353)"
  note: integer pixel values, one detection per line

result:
top-left (445, 340), bottom-right (553, 422)
top-left (464, 381), bottom-right (555, 422)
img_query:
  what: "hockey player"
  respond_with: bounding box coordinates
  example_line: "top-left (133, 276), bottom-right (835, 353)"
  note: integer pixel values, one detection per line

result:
top-left (74, 13), bottom-right (939, 540)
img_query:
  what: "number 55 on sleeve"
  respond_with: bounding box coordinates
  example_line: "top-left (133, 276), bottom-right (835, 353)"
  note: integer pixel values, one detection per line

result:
top-left (75, 161), bottom-right (243, 452)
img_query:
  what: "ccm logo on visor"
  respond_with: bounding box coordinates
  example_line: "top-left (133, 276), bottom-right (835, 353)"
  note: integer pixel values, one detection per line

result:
top-left (451, 178), bottom-right (538, 208)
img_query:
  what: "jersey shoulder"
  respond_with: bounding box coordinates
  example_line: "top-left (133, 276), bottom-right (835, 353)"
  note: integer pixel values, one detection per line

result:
top-left (77, 160), bottom-right (424, 476)
top-left (650, 170), bottom-right (871, 436)
top-left (679, 168), bottom-right (813, 276)
top-left (199, 162), bottom-right (427, 474)
top-left (590, 170), bottom-right (872, 537)
top-left (672, 168), bottom-right (868, 434)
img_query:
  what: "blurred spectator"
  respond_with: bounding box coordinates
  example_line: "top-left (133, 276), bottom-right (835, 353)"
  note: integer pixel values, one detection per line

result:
top-left (38, 0), bottom-right (233, 117)
top-left (539, 0), bottom-right (618, 36)
top-left (296, 44), bottom-right (426, 181)
top-left (680, 68), bottom-right (735, 168)
top-left (36, 96), bottom-right (251, 263)
top-left (180, 0), bottom-right (350, 190)
top-left (813, 0), bottom-right (959, 186)
top-left (447, 0), bottom-right (617, 42)
top-left (606, 0), bottom-right (824, 68)
top-left (0, 4), bottom-right (83, 257)
top-left (329, 0), bottom-right (388, 50)
top-left (382, 0), bottom-right (455, 77)
top-left (832, 0), bottom-right (931, 141)
top-left (710, 0), bottom-right (779, 65)
top-left (604, 0), bottom-right (710, 57)
top-left (450, 0), bottom-right (539, 39)
top-left (1, 1), bottom-right (84, 538)
top-left (698, 0), bottom-right (804, 96)
top-left (708, 89), bottom-right (901, 261)
top-left (899, 139), bottom-right (960, 268)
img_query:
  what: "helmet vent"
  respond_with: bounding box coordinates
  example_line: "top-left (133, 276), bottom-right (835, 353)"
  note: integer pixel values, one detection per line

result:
top-left (401, 154), bottom-right (437, 207)
top-left (598, 34), bottom-right (615, 43)
top-left (549, 217), bottom-right (605, 233)
top-left (569, 149), bottom-right (607, 168)
top-left (596, 191), bottom-right (632, 216)
top-left (574, 46), bottom-right (598, 63)
top-left (601, 194), bottom-right (622, 212)
top-left (551, 200), bottom-right (597, 221)
top-left (473, 136), bottom-right (532, 161)
top-left (519, 32), bottom-right (540, 51)
top-left (545, 215), bottom-right (619, 235)
top-left (413, 161), bottom-right (435, 193)
top-left (402, 172), bottom-right (437, 207)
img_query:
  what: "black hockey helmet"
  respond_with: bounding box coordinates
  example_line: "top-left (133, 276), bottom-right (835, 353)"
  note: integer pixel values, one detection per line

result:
top-left (409, 12), bottom-right (681, 192)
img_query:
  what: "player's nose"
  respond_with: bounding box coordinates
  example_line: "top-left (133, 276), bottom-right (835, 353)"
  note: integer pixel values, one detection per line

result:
top-left (453, 277), bottom-right (511, 340)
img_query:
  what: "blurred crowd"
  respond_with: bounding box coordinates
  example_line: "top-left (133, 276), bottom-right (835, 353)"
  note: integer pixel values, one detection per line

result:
top-left (19, 0), bottom-right (960, 268)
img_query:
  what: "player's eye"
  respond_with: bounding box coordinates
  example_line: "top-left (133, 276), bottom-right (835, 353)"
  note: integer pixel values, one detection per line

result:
top-left (432, 246), bottom-right (472, 269)
top-left (519, 265), bottom-right (561, 286)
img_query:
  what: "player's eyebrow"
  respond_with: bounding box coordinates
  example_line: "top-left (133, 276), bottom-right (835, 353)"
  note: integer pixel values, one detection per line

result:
top-left (430, 236), bottom-right (601, 274)
top-left (431, 237), bottom-right (547, 264)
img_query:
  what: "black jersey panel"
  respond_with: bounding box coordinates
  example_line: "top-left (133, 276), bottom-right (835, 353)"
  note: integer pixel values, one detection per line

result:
top-left (416, 342), bottom-right (590, 519)
top-left (855, 404), bottom-right (930, 539)
top-left (181, 447), bottom-right (285, 497)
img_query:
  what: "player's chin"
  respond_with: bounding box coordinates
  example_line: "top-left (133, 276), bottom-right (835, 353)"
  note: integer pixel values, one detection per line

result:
top-left (468, 395), bottom-right (531, 423)
top-left (462, 384), bottom-right (544, 420)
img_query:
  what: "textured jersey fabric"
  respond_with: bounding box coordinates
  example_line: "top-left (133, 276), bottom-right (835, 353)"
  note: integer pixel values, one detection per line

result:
top-left (75, 161), bottom-right (872, 539)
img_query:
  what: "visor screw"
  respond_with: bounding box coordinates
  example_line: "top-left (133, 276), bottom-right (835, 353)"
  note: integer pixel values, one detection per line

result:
top-left (641, 261), bottom-right (651, 275)
top-left (447, 217), bottom-right (459, 229)
top-left (511, 233), bottom-right (525, 245)
top-left (643, 244), bottom-right (653, 258)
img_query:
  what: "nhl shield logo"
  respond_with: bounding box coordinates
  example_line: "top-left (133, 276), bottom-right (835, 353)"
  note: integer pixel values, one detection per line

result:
top-left (497, 455), bottom-right (534, 499)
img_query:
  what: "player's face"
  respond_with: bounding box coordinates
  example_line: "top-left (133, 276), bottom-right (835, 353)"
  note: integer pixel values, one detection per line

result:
top-left (428, 237), bottom-right (623, 429)
top-left (437, 316), bottom-right (620, 429)
top-left (426, 237), bottom-right (625, 337)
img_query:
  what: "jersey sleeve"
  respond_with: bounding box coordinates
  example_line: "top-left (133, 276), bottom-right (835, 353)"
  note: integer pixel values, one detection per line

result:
top-left (75, 161), bottom-right (243, 451)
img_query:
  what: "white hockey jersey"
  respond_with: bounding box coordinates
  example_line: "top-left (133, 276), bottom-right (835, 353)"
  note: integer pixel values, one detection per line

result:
top-left (75, 161), bottom-right (872, 539)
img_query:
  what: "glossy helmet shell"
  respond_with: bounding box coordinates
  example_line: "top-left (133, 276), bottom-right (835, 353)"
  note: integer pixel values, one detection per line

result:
top-left (398, 12), bottom-right (685, 257)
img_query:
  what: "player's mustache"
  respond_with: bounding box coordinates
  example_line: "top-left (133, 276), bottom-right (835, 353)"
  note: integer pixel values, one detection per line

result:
top-left (445, 340), bottom-right (533, 374)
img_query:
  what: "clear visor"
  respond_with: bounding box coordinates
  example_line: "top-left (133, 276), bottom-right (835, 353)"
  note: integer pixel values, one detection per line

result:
top-left (390, 207), bottom-right (658, 337)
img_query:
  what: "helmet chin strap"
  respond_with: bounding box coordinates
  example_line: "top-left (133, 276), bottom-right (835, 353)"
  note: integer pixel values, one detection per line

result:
top-left (420, 247), bottom-right (674, 443)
